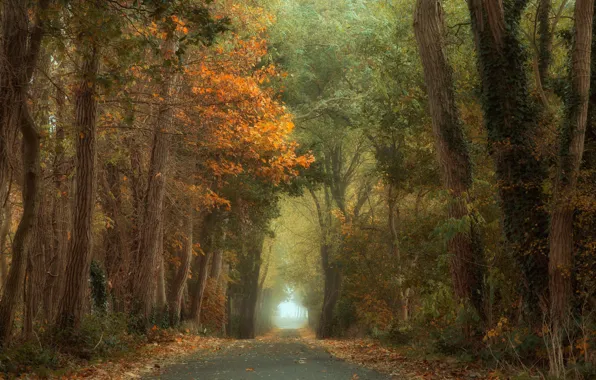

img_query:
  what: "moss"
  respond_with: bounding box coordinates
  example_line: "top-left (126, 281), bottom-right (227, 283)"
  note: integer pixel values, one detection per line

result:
top-left (470, 0), bottom-right (550, 314)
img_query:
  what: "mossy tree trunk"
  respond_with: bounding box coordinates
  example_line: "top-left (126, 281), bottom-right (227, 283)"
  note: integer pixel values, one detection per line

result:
top-left (467, 0), bottom-right (550, 315)
top-left (549, 0), bottom-right (594, 326)
top-left (414, 0), bottom-right (484, 318)
top-left (537, 0), bottom-right (553, 85)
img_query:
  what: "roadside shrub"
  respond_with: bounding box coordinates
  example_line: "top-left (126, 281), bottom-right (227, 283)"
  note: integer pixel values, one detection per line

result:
top-left (55, 312), bottom-right (137, 359)
top-left (431, 324), bottom-right (471, 355)
top-left (381, 325), bottom-right (413, 346)
top-left (0, 341), bottom-right (60, 376)
top-left (480, 319), bottom-right (545, 365)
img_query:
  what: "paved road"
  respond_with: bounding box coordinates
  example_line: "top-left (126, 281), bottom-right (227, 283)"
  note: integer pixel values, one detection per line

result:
top-left (147, 329), bottom-right (390, 380)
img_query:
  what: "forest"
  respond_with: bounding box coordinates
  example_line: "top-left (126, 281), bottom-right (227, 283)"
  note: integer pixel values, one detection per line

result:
top-left (0, 0), bottom-right (595, 379)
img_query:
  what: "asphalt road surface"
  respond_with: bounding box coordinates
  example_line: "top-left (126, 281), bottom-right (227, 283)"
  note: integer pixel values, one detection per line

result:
top-left (147, 329), bottom-right (391, 380)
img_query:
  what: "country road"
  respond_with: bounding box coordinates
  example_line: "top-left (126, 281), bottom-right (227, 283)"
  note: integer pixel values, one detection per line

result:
top-left (146, 329), bottom-right (391, 380)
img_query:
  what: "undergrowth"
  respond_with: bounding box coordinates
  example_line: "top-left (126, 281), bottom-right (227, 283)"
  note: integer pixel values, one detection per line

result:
top-left (0, 312), bottom-right (197, 378)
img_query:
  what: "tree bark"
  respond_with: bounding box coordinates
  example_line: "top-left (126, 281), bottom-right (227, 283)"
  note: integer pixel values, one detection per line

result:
top-left (101, 163), bottom-right (129, 312)
top-left (0, 0), bottom-right (27, 212)
top-left (238, 235), bottom-right (263, 339)
top-left (549, 0), bottom-right (595, 325)
top-left (47, 83), bottom-right (70, 319)
top-left (317, 247), bottom-right (341, 339)
top-left (387, 186), bottom-right (399, 259)
top-left (189, 248), bottom-right (213, 325)
top-left (132, 36), bottom-right (175, 326)
top-left (467, 0), bottom-right (550, 314)
top-left (169, 203), bottom-right (193, 326)
top-left (56, 42), bottom-right (100, 330)
top-left (210, 243), bottom-right (225, 283)
top-left (414, 0), bottom-right (483, 315)
top-left (0, 0), bottom-right (47, 346)
top-left (25, 199), bottom-right (49, 337)
top-left (155, 223), bottom-right (166, 311)
top-left (538, 0), bottom-right (553, 85)
top-left (0, 204), bottom-right (11, 292)
top-left (309, 188), bottom-right (340, 339)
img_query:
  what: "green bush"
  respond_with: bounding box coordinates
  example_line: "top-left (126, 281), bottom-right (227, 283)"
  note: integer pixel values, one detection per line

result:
top-left (384, 325), bottom-right (414, 346)
top-left (54, 312), bottom-right (137, 359)
top-left (431, 324), bottom-right (471, 355)
top-left (372, 325), bottom-right (414, 346)
top-left (479, 326), bottom-right (545, 365)
top-left (0, 341), bottom-right (60, 376)
top-left (90, 260), bottom-right (108, 314)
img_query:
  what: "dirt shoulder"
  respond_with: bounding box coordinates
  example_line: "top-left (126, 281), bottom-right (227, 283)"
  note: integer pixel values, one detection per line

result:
top-left (298, 329), bottom-right (503, 379)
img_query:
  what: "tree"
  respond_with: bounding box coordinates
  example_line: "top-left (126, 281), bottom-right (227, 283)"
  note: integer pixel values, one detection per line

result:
top-left (467, 0), bottom-right (550, 315)
top-left (56, 38), bottom-right (100, 330)
top-left (0, 0), bottom-right (48, 345)
top-left (549, 0), bottom-right (594, 326)
top-left (168, 201), bottom-right (194, 326)
top-left (131, 32), bottom-right (177, 328)
top-left (414, 0), bottom-right (483, 318)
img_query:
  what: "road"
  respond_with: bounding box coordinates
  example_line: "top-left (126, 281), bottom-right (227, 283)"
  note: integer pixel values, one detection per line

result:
top-left (147, 329), bottom-right (391, 380)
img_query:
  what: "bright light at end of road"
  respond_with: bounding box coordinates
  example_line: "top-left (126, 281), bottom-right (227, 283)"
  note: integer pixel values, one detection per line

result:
top-left (278, 301), bottom-right (300, 318)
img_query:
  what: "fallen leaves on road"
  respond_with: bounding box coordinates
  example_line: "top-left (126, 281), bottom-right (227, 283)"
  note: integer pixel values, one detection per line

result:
top-left (46, 333), bottom-right (229, 380)
top-left (305, 335), bottom-right (502, 380)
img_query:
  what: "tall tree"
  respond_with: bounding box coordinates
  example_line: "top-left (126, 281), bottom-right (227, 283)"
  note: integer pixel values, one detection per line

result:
top-left (47, 81), bottom-right (70, 319)
top-left (237, 233), bottom-right (264, 339)
top-left (56, 39), bottom-right (100, 329)
top-left (0, 0), bottom-right (48, 345)
top-left (467, 0), bottom-right (550, 314)
top-left (132, 34), bottom-right (177, 326)
top-left (414, 0), bottom-right (483, 316)
top-left (169, 203), bottom-right (193, 326)
top-left (538, 0), bottom-right (553, 85)
top-left (549, 0), bottom-right (595, 325)
top-left (189, 212), bottom-right (216, 326)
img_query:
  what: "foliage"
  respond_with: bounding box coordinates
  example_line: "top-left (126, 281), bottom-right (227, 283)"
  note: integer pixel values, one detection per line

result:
top-left (90, 260), bottom-right (108, 314)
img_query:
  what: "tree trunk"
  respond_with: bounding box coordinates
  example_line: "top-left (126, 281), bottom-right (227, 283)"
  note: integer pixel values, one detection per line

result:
top-left (317, 243), bottom-right (341, 339)
top-left (47, 83), bottom-right (70, 320)
top-left (169, 203), bottom-right (193, 326)
top-left (101, 163), bottom-right (129, 312)
top-left (238, 236), bottom-right (263, 339)
top-left (189, 249), bottom-right (213, 325)
top-left (0, 0), bottom-right (47, 346)
top-left (387, 186), bottom-right (399, 259)
top-left (467, 0), bottom-right (550, 314)
top-left (210, 244), bottom-right (224, 282)
top-left (155, 223), bottom-right (166, 311)
top-left (414, 0), bottom-right (483, 316)
top-left (0, 204), bottom-right (11, 292)
top-left (549, 0), bottom-right (594, 325)
top-left (538, 0), bottom-right (553, 85)
top-left (132, 37), bottom-right (175, 327)
top-left (56, 42), bottom-right (100, 330)
top-left (219, 262), bottom-right (230, 335)
top-left (0, 0), bottom-right (26, 213)
top-left (309, 188), bottom-right (341, 339)
top-left (25, 200), bottom-right (49, 338)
